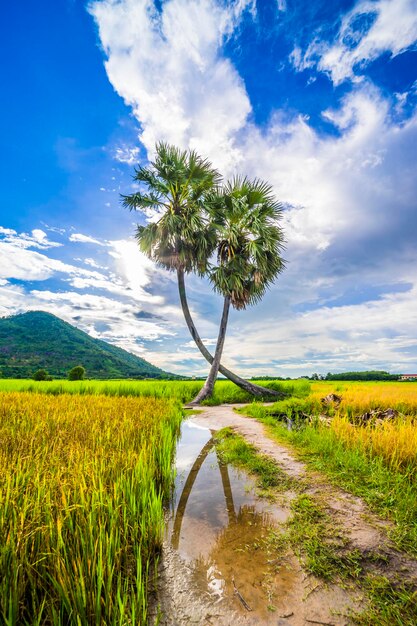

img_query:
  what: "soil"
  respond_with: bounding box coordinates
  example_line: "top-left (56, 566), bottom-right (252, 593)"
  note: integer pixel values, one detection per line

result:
top-left (150, 404), bottom-right (417, 626)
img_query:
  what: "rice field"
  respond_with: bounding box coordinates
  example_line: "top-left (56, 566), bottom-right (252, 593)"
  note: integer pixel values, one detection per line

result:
top-left (310, 380), bottom-right (417, 417)
top-left (0, 378), bottom-right (309, 404)
top-left (246, 380), bottom-right (417, 476)
top-left (310, 381), bottom-right (417, 476)
top-left (2, 378), bottom-right (416, 622)
top-left (0, 391), bottom-right (182, 625)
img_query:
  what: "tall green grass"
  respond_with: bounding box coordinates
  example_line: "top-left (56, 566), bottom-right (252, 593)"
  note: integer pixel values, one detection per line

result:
top-left (0, 392), bottom-right (182, 625)
top-left (0, 378), bottom-right (309, 404)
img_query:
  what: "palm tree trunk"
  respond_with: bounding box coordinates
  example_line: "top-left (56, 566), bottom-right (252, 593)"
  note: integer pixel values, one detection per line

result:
top-left (190, 296), bottom-right (230, 404)
top-left (177, 268), bottom-right (283, 398)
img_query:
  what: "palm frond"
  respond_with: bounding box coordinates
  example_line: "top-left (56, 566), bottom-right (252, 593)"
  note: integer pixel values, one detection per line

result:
top-left (208, 176), bottom-right (286, 309)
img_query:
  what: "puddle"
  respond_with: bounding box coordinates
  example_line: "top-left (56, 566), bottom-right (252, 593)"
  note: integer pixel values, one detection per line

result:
top-left (165, 419), bottom-right (293, 620)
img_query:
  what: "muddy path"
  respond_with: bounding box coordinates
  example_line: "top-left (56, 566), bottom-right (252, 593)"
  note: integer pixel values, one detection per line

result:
top-left (150, 404), bottom-right (417, 626)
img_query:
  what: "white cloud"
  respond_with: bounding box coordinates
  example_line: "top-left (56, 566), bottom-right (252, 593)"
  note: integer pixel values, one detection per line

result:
top-left (42, 223), bottom-right (67, 235)
top-left (0, 227), bottom-right (17, 235)
top-left (89, 0), bottom-right (253, 173)
top-left (0, 242), bottom-right (74, 281)
top-left (31, 229), bottom-right (48, 242)
top-left (220, 282), bottom-right (417, 375)
top-left (69, 232), bottom-right (106, 245)
top-left (114, 145), bottom-right (140, 164)
top-left (83, 257), bottom-right (108, 269)
top-left (292, 0), bottom-right (417, 85)
top-left (0, 227), bottom-right (63, 250)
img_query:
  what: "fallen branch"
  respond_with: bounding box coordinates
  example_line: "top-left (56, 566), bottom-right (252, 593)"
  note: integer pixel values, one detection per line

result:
top-left (232, 576), bottom-right (252, 611)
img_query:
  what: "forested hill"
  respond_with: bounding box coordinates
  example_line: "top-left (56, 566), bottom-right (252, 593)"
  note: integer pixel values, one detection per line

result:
top-left (0, 311), bottom-right (174, 379)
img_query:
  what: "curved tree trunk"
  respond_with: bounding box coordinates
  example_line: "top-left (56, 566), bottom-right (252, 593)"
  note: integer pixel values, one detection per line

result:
top-left (190, 296), bottom-right (230, 404)
top-left (177, 268), bottom-right (283, 398)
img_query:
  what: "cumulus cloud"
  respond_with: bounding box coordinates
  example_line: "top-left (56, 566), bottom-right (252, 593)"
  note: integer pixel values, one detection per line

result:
top-left (291, 0), bottom-right (417, 85)
top-left (0, 227), bottom-right (63, 250)
top-left (239, 85), bottom-right (417, 259)
top-left (221, 282), bottom-right (417, 375)
top-left (89, 0), bottom-right (254, 172)
top-left (0, 243), bottom-right (74, 281)
top-left (0, 229), bottom-right (83, 281)
top-left (83, 257), bottom-right (108, 269)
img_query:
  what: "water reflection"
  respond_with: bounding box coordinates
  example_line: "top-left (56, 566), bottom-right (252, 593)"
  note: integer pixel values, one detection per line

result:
top-left (167, 420), bottom-right (291, 617)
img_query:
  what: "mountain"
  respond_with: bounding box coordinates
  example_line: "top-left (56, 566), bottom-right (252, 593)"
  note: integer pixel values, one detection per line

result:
top-left (0, 311), bottom-right (175, 379)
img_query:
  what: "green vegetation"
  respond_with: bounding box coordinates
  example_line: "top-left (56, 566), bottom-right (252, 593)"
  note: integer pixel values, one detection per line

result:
top-left (262, 415), bottom-right (417, 554)
top-left (0, 377), bottom-right (308, 404)
top-left (216, 426), bottom-right (416, 623)
top-left (190, 177), bottom-right (285, 402)
top-left (353, 576), bottom-right (417, 625)
top-left (0, 391), bottom-right (182, 625)
top-left (68, 364), bottom-right (85, 380)
top-left (286, 494), bottom-right (363, 580)
top-left (0, 311), bottom-right (173, 379)
top-left (214, 427), bottom-right (295, 495)
top-left (326, 370), bottom-right (399, 381)
top-left (215, 429), bottom-right (362, 579)
top-left (33, 368), bottom-right (50, 381)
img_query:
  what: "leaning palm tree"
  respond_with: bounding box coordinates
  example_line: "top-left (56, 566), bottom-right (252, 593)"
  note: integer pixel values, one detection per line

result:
top-left (190, 177), bottom-right (285, 404)
top-left (123, 143), bottom-right (281, 398)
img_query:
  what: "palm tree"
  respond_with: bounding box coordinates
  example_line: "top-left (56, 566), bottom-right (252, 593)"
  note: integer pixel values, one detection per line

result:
top-left (190, 177), bottom-right (285, 404)
top-left (123, 143), bottom-right (282, 398)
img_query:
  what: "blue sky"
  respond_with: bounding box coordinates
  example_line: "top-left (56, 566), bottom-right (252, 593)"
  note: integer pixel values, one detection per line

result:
top-left (1, 0), bottom-right (417, 376)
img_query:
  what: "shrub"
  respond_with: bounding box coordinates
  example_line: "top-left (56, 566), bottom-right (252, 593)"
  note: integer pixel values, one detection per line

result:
top-left (33, 369), bottom-right (48, 381)
top-left (68, 365), bottom-right (85, 381)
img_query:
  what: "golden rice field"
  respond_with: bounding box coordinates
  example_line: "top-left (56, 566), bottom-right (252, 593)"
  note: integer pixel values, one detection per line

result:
top-left (311, 381), bottom-right (417, 476)
top-left (310, 380), bottom-right (417, 417)
top-left (0, 391), bottom-right (182, 626)
top-left (330, 414), bottom-right (417, 476)
top-left (1, 379), bottom-right (417, 623)
top-left (245, 380), bottom-right (417, 478)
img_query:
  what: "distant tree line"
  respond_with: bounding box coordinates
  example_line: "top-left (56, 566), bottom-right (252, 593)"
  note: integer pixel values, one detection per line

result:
top-left (324, 370), bottom-right (399, 381)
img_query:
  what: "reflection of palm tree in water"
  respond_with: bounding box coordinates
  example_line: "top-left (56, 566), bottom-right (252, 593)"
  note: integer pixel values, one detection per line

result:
top-left (171, 434), bottom-right (237, 549)
top-left (171, 434), bottom-right (278, 616)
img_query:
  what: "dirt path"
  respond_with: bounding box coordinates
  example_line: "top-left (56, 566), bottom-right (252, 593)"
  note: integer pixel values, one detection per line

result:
top-left (192, 405), bottom-right (417, 561)
top-left (151, 404), bottom-right (417, 626)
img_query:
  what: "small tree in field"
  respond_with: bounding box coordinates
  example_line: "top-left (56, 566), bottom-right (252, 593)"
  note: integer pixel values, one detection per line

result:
top-left (33, 369), bottom-right (48, 381)
top-left (68, 365), bottom-right (85, 381)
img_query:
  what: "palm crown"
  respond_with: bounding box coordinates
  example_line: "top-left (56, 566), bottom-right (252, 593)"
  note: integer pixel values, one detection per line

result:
top-left (207, 177), bottom-right (285, 310)
top-left (122, 142), bottom-right (221, 274)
